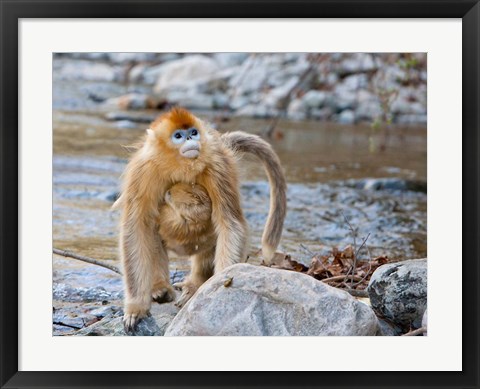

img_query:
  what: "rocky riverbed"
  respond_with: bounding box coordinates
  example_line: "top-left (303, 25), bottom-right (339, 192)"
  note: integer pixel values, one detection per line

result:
top-left (53, 53), bottom-right (427, 336)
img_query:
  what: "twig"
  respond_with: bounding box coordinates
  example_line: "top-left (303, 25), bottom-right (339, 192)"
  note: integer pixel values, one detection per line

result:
top-left (402, 326), bottom-right (427, 336)
top-left (349, 233), bottom-right (371, 287)
top-left (53, 248), bottom-right (122, 275)
top-left (322, 275), bottom-right (363, 283)
top-left (340, 210), bottom-right (358, 252)
top-left (299, 243), bottom-right (317, 257)
top-left (344, 289), bottom-right (369, 298)
top-left (354, 233), bottom-right (371, 263)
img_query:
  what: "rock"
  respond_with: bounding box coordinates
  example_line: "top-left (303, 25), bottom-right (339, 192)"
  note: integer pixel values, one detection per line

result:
top-left (236, 104), bottom-right (277, 118)
top-left (165, 264), bottom-right (378, 336)
top-left (73, 302), bottom-right (179, 336)
top-left (129, 63), bottom-right (149, 83)
top-left (338, 53), bottom-right (377, 76)
top-left (356, 101), bottom-right (383, 121)
top-left (64, 53), bottom-right (109, 61)
top-left (114, 120), bottom-right (138, 130)
top-left (395, 114), bottom-right (427, 125)
top-left (376, 318), bottom-right (403, 336)
top-left (193, 67), bottom-right (239, 94)
top-left (105, 112), bottom-right (157, 123)
top-left (286, 98), bottom-right (307, 121)
top-left (348, 178), bottom-right (427, 193)
top-left (230, 95), bottom-right (250, 110)
top-left (228, 56), bottom-right (269, 95)
top-left (338, 109), bottom-right (356, 124)
top-left (107, 53), bottom-right (158, 64)
top-left (263, 77), bottom-right (299, 109)
top-left (391, 99), bottom-right (425, 115)
top-left (53, 308), bottom-right (99, 330)
top-left (333, 87), bottom-right (357, 111)
top-left (153, 55), bottom-right (220, 93)
top-left (301, 90), bottom-right (328, 108)
top-left (310, 107), bottom-right (333, 121)
top-left (342, 74), bottom-right (368, 91)
top-left (57, 60), bottom-right (123, 82)
top-left (104, 93), bottom-right (159, 110)
top-left (368, 259), bottom-right (427, 330)
top-left (213, 53), bottom-right (248, 68)
top-left (422, 309), bottom-right (428, 336)
top-left (53, 283), bottom-right (123, 303)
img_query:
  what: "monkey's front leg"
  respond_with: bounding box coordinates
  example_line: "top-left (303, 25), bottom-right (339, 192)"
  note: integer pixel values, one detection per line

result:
top-left (151, 233), bottom-right (175, 304)
top-left (121, 220), bottom-right (173, 332)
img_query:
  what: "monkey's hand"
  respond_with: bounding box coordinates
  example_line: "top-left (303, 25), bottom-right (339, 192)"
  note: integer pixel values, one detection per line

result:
top-left (173, 280), bottom-right (201, 308)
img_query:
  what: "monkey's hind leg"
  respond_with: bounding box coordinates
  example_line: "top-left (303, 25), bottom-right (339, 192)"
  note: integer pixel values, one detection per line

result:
top-left (174, 247), bottom-right (214, 307)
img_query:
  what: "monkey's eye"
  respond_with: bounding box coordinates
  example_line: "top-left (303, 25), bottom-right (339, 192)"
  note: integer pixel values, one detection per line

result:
top-left (189, 128), bottom-right (200, 140)
top-left (171, 130), bottom-right (186, 144)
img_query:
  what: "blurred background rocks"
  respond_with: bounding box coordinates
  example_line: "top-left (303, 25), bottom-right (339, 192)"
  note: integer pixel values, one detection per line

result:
top-left (54, 52), bottom-right (426, 125)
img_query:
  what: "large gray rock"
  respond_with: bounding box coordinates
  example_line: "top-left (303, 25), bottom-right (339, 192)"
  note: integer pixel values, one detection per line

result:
top-left (368, 259), bottom-right (427, 330)
top-left (165, 264), bottom-right (378, 336)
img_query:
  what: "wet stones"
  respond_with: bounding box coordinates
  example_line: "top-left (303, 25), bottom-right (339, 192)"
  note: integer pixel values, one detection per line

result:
top-left (368, 258), bottom-right (427, 330)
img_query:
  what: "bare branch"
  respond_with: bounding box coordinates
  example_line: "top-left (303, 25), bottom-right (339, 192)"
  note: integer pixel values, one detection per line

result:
top-left (344, 289), bottom-right (369, 298)
top-left (53, 248), bottom-right (122, 275)
top-left (322, 275), bottom-right (363, 283)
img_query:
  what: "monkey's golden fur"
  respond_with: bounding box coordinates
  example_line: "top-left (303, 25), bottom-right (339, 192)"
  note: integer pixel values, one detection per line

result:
top-left (158, 183), bottom-right (214, 256)
top-left (116, 108), bottom-right (286, 331)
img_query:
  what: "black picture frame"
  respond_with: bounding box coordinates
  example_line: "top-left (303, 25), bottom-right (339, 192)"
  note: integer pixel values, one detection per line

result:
top-left (1, 1), bottom-right (478, 388)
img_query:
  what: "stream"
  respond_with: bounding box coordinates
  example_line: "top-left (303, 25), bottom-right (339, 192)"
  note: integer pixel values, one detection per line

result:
top-left (52, 76), bottom-right (427, 335)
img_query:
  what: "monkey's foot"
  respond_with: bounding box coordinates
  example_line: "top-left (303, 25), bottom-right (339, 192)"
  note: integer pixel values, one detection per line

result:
top-left (151, 285), bottom-right (175, 304)
top-left (123, 307), bottom-right (151, 334)
top-left (173, 281), bottom-right (200, 308)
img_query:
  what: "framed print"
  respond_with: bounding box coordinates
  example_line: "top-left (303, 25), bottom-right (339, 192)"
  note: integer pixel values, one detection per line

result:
top-left (1, 0), bottom-right (479, 388)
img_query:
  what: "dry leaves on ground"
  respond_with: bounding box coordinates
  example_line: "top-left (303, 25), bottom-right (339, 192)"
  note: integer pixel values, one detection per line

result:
top-left (264, 246), bottom-right (389, 291)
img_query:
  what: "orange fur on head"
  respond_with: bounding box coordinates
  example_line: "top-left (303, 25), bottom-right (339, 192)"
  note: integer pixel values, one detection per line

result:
top-left (151, 107), bottom-right (197, 131)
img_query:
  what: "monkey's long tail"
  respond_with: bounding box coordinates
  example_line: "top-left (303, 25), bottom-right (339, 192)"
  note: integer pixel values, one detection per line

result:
top-left (221, 131), bottom-right (287, 262)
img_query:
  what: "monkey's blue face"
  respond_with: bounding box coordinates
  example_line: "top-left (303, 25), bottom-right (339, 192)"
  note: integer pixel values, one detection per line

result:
top-left (171, 128), bottom-right (201, 159)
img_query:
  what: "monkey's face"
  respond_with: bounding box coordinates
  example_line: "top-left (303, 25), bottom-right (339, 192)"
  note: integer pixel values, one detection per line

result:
top-left (170, 127), bottom-right (201, 159)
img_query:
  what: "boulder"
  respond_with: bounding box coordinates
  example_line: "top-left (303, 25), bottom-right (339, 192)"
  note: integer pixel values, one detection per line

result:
top-left (301, 90), bottom-right (328, 109)
top-left (165, 264), bottom-right (378, 336)
top-left (153, 55), bottom-right (220, 93)
top-left (368, 259), bottom-right (427, 330)
top-left (286, 98), bottom-right (307, 121)
top-left (338, 109), bottom-right (356, 124)
top-left (104, 93), bottom-right (158, 110)
top-left (213, 53), bottom-right (248, 68)
top-left (263, 77), bottom-right (299, 109)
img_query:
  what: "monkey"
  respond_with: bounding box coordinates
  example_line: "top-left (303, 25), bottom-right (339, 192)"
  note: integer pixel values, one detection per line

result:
top-left (115, 107), bottom-right (286, 332)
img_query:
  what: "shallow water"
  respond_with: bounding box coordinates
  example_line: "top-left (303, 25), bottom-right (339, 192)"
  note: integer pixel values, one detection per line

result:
top-left (53, 106), bottom-right (426, 284)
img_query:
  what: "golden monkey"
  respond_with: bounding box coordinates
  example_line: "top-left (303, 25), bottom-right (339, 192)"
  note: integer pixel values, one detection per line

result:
top-left (116, 108), bottom-right (286, 331)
